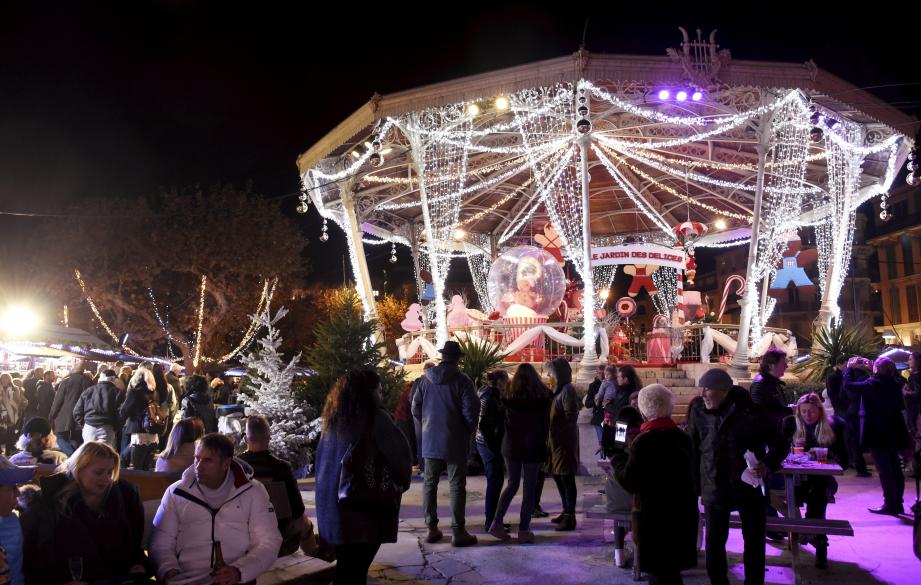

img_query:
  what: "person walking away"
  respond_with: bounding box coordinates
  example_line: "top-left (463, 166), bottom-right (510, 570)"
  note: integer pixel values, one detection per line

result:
top-left (687, 368), bottom-right (787, 585)
top-left (20, 368), bottom-right (43, 423)
top-left (546, 357), bottom-right (580, 531)
top-left (844, 357), bottom-right (913, 514)
top-left (72, 369), bottom-right (120, 448)
top-left (118, 369), bottom-right (161, 470)
top-left (779, 392), bottom-right (847, 568)
top-left (180, 375), bottom-right (218, 433)
top-left (409, 361), bottom-right (436, 474)
top-left (411, 341), bottom-right (480, 547)
top-left (612, 384), bottom-right (698, 585)
top-left (47, 362), bottom-right (93, 456)
top-left (315, 371), bottom-right (412, 583)
top-left (153, 364), bottom-right (178, 450)
top-left (33, 371), bottom-right (56, 422)
top-left (476, 369), bottom-right (508, 534)
top-left (488, 364), bottom-right (551, 544)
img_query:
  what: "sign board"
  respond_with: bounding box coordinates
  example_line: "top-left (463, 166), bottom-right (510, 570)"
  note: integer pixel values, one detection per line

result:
top-left (590, 244), bottom-right (686, 271)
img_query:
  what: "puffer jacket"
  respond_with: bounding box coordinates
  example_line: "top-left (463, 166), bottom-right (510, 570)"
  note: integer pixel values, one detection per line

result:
top-left (73, 380), bottom-right (120, 428)
top-left (149, 458), bottom-right (281, 583)
top-left (475, 385), bottom-right (504, 452)
top-left (181, 390), bottom-right (218, 433)
top-left (411, 362), bottom-right (479, 462)
top-left (48, 371), bottom-right (93, 433)
top-left (686, 386), bottom-right (787, 506)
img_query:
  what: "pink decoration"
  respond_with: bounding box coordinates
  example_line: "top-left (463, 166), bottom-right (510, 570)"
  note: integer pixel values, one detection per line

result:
top-left (400, 303), bottom-right (423, 332)
top-left (446, 295), bottom-right (472, 328)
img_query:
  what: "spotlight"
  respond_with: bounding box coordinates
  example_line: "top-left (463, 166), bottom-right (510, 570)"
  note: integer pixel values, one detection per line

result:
top-left (691, 91), bottom-right (703, 101)
top-left (494, 96), bottom-right (510, 111)
top-left (714, 218), bottom-right (727, 230)
top-left (454, 228), bottom-right (467, 240)
top-left (658, 89), bottom-right (670, 100)
top-left (466, 103), bottom-right (480, 117)
top-left (676, 91), bottom-right (688, 102)
top-left (0, 305), bottom-right (39, 337)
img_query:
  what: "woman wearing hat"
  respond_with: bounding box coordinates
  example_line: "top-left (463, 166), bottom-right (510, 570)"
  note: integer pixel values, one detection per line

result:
top-left (8, 418), bottom-right (67, 467)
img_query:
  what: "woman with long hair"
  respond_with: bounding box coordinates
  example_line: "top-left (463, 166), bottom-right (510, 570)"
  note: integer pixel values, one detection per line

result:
top-left (155, 418), bottom-right (205, 473)
top-left (780, 392), bottom-right (847, 568)
top-left (546, 357), bottom-right (580, 531)
top-left (118, 367), bottom-right (160, 470)
top-left (0, 373), bottom-right (26, 455)
top-left (476, 369), bottom-right (509, 534)
top-left (487, 363), bottom-right (551, 543)
top-left (20, 441), bottom-right (150, 585)
top-left (315, 370), bottom-right (412, 584)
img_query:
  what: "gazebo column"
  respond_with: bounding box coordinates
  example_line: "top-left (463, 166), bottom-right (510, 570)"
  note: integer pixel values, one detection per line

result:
top-left (409, 220), bottom-right (430, 329)
top-left (729, 134), bottom-right (770, 380)
top-left (339, 182), bottom-right (379, 323)
top-left (576, 134), bottom-right (600, 383)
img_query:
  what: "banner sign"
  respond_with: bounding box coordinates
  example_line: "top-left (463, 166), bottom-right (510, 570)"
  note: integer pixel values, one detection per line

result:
top-left (590, 244), bottom-right (686, 270)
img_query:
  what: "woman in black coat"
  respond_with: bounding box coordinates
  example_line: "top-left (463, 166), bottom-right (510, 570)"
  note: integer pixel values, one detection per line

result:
top-left (315, 370), bottom-right (412, 584)
top-left (546, 357), bottom-right (580, 531)
top-left (488, 364), bottom-right (551, 544)
top-left (612, 384), bottom-right (697, 585)
top-left (476, 369), bottom-right (509, 533)
top-left (844, 357), bottom-right (913, 515)
top-left (20, 441), bottom-right (151, 585)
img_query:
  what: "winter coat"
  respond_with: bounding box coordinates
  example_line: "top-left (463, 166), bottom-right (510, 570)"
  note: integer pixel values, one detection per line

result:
top-left (686, 386), bottom-right (787, 507)
top-left (548, 383), bottom-right (580, 475)
top-left (844, 371), bottom-right (911, 450)
top-left (20, 473), bottom-right (149, 585)
top-left (749, 372), bottom-right (790, 430)
top-left (181, 389), bottom-right (218, 433)
top-left (842, 367), bottom-right (870, 418)
top-left (612, 425), bottom-right (698, 573)
top-left (394, 382), bottom-right (413, 423)
top-left (475, 385), bottom-right (505, 453)
top-left (501, 394), bottom-right (551, 463)
top-left (411, 362), bottom-right (479, 462)
top-left (603, 382), bottom-right (636, 419)
top-left (315, 407), bottom-right (412, 545)
top-left (33, 381), bottom-right (56, 421)
top-left (149, 459), bottom-right (282, 583)
top-left (21, 377), bottom-right (40, 421)
top-left (155, 444), bottom-right (196, 474)
top-left (48, 372), bottom-right (93, 433)
top-left (72, 381), bottom-right (120, 428)
top-left (904, 370), bottom-right (921, 435)
top-left (584, 378), bottom-right (605, 426)
top-left (825, 368), bottom-right (847, 415)
top-left (0, 384), bottom-right (26, 427)
top-left (119, 384), bottom-right (155, 436)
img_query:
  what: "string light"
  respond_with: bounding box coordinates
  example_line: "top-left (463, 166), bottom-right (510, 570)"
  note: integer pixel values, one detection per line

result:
top-left (148, 288), bottom-right (176, 360)
top-left (651, 267), bottom-right (679, 317)
top-left (215, 277), bottom-right (278, 362)
top-left (192, 275), bottom-right (207, 368)
top-left (74, 269), bottom-right (141, 356)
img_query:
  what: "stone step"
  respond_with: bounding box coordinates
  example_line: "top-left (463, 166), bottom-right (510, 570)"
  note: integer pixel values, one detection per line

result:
top-left (654, 377), bottom-right (695, 387)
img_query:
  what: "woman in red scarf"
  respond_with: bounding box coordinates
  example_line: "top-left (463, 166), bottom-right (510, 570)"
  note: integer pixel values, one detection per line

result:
top-left (611, 384), bottom-right (698, 585)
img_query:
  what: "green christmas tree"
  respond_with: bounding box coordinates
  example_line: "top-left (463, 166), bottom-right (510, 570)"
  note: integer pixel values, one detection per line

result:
top-left (303, 288), bottom-right (405, 410)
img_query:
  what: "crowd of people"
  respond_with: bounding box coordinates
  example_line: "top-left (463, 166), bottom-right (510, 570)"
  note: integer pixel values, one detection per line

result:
top-left (0, 346), bottom-right (918, 585)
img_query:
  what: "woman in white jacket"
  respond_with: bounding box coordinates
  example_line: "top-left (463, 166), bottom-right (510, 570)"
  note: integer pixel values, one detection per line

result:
top-left (150, 433), bottom-right (281, 585)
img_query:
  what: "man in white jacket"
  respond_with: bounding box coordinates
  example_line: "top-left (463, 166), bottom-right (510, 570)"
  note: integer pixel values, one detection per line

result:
top-left (150, 433), bottom-right (281, 585)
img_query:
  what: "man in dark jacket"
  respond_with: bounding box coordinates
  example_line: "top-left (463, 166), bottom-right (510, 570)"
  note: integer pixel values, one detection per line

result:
top-left (825, 355), bottom-right (848, 416)
top-left (905, 351), bottom-right (921, 441)
top-left (749, 348), bottom-right (790, 431)
top-left (48, 362), bottom-right (93, 455)
top-left (21, 367), bottom-right (44, 421)
top-left (412, 341), bottom-right (480, 547)
top-left (179, 375), bottom-right (218, 433)
top-left (842, 359), bottom-right (872, 476)
top-left (687, 368), bottom-right (787, 585)
top-left (73, 369), bottom-right (120, 449)
top-left (34, 371), bottom-right (57, 422)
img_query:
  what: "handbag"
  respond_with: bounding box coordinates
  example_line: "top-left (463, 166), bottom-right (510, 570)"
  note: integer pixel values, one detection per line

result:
top-left (337, 425), bottom-right (403, 513)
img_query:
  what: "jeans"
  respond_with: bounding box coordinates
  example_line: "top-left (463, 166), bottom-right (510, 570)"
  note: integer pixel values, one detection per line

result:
top-left (82, 424), bottom-right (117, 449)
top-left (120, 432), bottom-right (133, 467)
top-left (594, 425), bottom-right (603, 446)
top-left (494, 459), bottom-right (540, 530)
top-left (534, 469), bottom-right (546, 507)
top-left (334, 542), bottom-right (381, 584)
top-left (704, 494), bottom-right (767, 585)
top-left (397, 420), bottom-right (417, 467)
top-left (475, 442), bottom-right (504, 529)
top-left (413, 421), bottom-right (424, 471)
top-left (870, 447), bottom-right (905, 509)
top-left (845, 414), bottom-right (868, 473)
top-left (131, 443), bottom-right (156, 471)
top-left (423, 458), bottom-right (468, 531)
top-left (56, 430), bottom-right (83, 457)
top-left (552, 474), bottom-right (577, 515)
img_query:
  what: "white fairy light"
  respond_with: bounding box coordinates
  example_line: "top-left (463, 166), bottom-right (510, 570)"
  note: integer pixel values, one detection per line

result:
top-left (192, 275), bottom-right (207, 368)
top-left (74, 269), bottom-right (141, 356)
top-left (651, 267), bottom-right (680, 317)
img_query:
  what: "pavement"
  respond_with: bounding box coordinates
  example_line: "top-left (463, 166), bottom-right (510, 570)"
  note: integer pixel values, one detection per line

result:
top-left (300, 411), bottom-right (920, 584)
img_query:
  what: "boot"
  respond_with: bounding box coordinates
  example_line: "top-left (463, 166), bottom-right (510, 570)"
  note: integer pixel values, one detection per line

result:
top-left (488, 522), bottom-right (510, 541)
top-left (517, 529), bottom-right (535, 544)
top-left (550, 512), bottom-right (566, 524)
top-left (815, 543), bottom-right (828, 569)
top-left (425, 527), bottom-right (443, 543)
top-left (531, 505), bottom-right (549, 518)
top-left (554, 514), bottom-right (576, 531)
top-left (452, 529), bottom-right (478, 547)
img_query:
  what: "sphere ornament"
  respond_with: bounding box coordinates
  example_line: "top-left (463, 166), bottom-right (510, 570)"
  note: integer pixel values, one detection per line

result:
top-left (487, 245), bottom-right (566, 318)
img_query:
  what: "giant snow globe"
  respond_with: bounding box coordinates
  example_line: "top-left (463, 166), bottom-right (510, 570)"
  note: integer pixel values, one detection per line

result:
top-left (487, 245), bottom-right (566, 319)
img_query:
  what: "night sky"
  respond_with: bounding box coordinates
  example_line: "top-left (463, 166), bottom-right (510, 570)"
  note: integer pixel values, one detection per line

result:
top-left (2, 2), bottom-right (918, 289)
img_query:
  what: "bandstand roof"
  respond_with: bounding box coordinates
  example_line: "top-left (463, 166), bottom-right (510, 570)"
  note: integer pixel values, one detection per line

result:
top-left (297, 35), bottom-right (915, 259)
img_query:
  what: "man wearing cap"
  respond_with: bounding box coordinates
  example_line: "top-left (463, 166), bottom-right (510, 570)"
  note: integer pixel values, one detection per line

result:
top-left (687, 368), bottom-right (786, 585)
top-left (411, 341), bottom-right (480, 547)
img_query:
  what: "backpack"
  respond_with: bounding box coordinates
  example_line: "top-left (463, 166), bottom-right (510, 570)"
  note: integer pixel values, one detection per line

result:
top-left (143, 395), bottom-right (166, 434)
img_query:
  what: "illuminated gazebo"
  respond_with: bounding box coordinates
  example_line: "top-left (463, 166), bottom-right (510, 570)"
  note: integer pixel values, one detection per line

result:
top-left (297, 29), bottom-right (914, 379)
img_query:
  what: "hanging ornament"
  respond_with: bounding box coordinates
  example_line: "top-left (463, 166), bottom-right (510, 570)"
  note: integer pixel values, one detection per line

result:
top-left (319, 218), bottom-right (329, 242)
top-left (685, 254), bottom-right (697, 286)
top-left (296, 201), bottom-right (309, 214)
top-left (389, 241), bottom-right (397, 263)
top-left (907, 173), bottom-right (919, 187)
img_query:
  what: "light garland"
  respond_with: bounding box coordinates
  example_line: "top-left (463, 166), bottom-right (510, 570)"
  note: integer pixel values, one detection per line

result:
top-left (459, 177), bottom-right (535, 227)
top-left (215, 277), bottom-right (278, 362)
top-left (192, 275), bottom-right (207, 368)
top-left (651, 267), bottom-right (679, 317)
top-left (465, 239), bottom-right (494, 313)
top-left (637, 147), bottom-right (830, 172)
top-left (74, 269), bottom-right (141, 356)
top-left (148, 288), bottom-right (176, 360)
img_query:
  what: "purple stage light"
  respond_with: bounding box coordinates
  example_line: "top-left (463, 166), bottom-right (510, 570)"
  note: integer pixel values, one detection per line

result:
top-left (691, 91), bottom-right (703, 101)
top-left (676, 91), bottom-right (688, 101)
top-left (658, 89), bottom-right (670, 100)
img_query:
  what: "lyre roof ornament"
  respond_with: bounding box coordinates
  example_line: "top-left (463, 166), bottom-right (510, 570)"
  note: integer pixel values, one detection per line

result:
top-left (666, 27), bottom-right (731, 87)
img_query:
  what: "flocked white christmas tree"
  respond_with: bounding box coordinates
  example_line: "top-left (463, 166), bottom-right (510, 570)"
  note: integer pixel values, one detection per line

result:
top-left (240, 306), bottom-right (320, 473)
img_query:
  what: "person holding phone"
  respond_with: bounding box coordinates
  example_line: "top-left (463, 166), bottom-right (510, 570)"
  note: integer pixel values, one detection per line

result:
top-left (603, 406), bottom-right (643, 568)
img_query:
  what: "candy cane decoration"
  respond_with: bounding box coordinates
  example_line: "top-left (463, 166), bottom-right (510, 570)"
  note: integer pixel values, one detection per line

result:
top-left (718, 275), bottom-right (747, 321)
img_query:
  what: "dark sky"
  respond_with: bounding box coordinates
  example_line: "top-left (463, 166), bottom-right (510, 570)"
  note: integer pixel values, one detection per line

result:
top-left (1, 1), bottom-right (918, 286)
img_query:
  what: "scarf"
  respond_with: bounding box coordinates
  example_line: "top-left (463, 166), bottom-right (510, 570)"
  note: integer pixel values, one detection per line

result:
top-left (640, 416), bottom-right (678, 433)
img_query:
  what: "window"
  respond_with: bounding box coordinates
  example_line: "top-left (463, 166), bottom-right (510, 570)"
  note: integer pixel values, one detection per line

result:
top-left (889, 287), bottom-right (902, 322)
top-left (909, 285), bottom-right (921, 323)
top-left (885, 244), bottom-right (899, 279)
top-left (902, 236), bottom-right (916, 277)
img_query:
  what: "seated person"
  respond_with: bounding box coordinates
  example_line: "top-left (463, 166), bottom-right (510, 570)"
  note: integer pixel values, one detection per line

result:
top-left (150, 433), bottom-right (281, 585)
top-left (19, 442), bottom-right (151, 585)
top-left (777, 392), bottom-right (848, 569)
top-left (155, 418), bottom-right (205, 473)
top-left (9, 417), bottom-right (67, 467)
top-left (238, 416), bottom-right (314, 557)
top-left (0, 455), bottom-right (33, 585)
